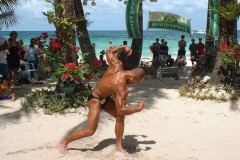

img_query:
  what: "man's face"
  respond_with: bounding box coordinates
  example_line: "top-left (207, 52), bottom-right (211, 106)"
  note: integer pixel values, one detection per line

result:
top-left (31, 39), bottom-right (35, 45)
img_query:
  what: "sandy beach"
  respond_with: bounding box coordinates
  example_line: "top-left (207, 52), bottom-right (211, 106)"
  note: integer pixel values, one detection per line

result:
top-left (1, 67), bottom-right (240, 160)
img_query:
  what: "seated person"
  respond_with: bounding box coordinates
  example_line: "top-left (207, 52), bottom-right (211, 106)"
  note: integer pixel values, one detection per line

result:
top-left (176, 55), bottom-right (187, 71)
top-left (152, 56), bottom-right (161, 70)
top-left (0, 77), bottom-right (15, 101)
top-left (165, 54), bottom-right (175, 67)
top-left (24, 38), bottom-right (38, 83)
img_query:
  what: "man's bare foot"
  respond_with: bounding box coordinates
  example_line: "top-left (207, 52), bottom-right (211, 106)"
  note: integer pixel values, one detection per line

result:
top-left (115, 145), bottom-right (126, 154)
top-left (59, 141), bottom-right (68, 155)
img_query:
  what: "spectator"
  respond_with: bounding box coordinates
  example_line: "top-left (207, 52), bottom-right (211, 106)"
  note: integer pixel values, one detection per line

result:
top-left (18, 39), bottom-right (25, 60)
top-left (0, 37), bottom-right (8, 78)
top-left (151, 38), bottom-right (161, 59)
top-left (189, 38), bottom-right (198, 65)
top-left (0, 77), bottom-right (15, 101)
top-left (178, 35), bottom-right (187, 57)
top-left (197, 38), bottom-right (205, 56)
top-left (7, 31), bottom-right (21, 86)
top-left (99, 50), bottom-right (107, 68)
top-left (166, 54), bottom-right (175, 67)
top-left (24, 38), bottom-right (38, 83)
top-left (108, 41), bottom-right (113, 49)
top-left (160, 41), bottom-right (169, 58)
top-left (123, 40), bottom-right (127, 46)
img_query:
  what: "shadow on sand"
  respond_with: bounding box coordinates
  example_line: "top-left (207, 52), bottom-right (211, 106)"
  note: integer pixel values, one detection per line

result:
top-left (68, 134), bottom-right (156, 154)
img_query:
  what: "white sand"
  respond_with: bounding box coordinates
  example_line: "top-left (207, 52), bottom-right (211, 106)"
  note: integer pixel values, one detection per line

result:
top-left (1, 70), bottom-right (240, 160)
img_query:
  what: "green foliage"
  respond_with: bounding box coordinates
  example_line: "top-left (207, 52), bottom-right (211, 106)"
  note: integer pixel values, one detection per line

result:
top-left (178, 76), bottom-right (240, 101)
top-left (217, 2), bottom-right (240, 21)
top-left (21, 85), bottom-right (92, 115)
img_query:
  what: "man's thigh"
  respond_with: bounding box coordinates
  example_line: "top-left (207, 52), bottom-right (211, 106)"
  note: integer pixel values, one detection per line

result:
top-left (102, 97), bottom-right (117, 118)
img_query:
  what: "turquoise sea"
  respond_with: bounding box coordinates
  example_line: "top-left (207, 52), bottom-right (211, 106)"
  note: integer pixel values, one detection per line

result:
top-left (1, 30), bottom-right (239, 59)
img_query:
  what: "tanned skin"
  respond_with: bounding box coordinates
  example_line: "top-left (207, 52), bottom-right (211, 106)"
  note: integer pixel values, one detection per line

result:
top-left (59, 45), bottom-right (144, 154)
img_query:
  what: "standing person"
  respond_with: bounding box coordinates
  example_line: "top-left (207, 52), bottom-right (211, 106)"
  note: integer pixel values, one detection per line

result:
top-left (160, 39), bottom-right (165, 47)
top-left (189, 38), bottom-right (198, 65)
top-left (108, 41), bottom-right (113, 49)
top-left (178, 35), bottom-right (187, 57)
top-left (18, 39), bottom-right (25, 61)
top-left (151, 38), bottom-right (161, 59)
top-left (59, 45), bottom-right (145, 154)
top-left (7, 31), bottom-right (21, 86)
top-left (197, 38), bottom-right (205, 56)
top-left (24, 38), bottom-right (38, 83)
top-left (159, 41), bottom-right (169, 57)
top-left (0, 37), bottom-right (9, 78)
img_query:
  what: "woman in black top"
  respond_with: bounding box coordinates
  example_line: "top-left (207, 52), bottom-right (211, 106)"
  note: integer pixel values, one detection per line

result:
top-left (7, 31), bottom-right (20, 86)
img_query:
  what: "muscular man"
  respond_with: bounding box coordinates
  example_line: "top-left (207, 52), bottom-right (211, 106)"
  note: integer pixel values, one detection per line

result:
top-left (59, 45), bottom-right (145, 154)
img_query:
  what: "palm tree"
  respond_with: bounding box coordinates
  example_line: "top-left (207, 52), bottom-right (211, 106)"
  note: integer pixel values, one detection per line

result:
top-left (74, 0), bottom-right (96, 63)
top-left (209, 0), bottom-right (238, 85)
top-left (0, 0), bottom-right (20, 30)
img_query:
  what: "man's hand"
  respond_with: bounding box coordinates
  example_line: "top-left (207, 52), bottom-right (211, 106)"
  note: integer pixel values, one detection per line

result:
top-left (137, 100), bottom-right (144, 112)
top-left (124, 45), bottom-right (132, 56)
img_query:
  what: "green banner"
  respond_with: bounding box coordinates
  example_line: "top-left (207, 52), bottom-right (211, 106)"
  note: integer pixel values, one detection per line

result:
top-left (209, 0), bottom-right (219, 37)
top-left (148, 12), bottom-right (191, 34)
top-left (126, 0), bottom-right (141, 38)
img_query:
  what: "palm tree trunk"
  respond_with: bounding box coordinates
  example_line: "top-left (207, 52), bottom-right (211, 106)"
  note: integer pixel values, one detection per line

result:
top-left (63, 0), bottom-right (77, 63)
top-left (129, 0), bottom-right (143, 68)
top-left (74, 0), bottom-right (96, 63)
top-left (204, 2), bottom-right (215, 70)
top-left (209, 0), bottom-right (237, 85)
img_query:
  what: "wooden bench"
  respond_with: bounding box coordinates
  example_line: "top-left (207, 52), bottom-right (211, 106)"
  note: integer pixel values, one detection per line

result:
top-left (157, 67), bottom-right (180, 81)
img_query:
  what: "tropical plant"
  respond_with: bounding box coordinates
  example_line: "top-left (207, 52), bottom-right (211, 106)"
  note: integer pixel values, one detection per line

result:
top-left (209, 0), bottom-right (238, 85)
top-left (219, 42), bottom-right (240, 64)
top-left (0, 0), bottom-right (20, 29)
top-left (35, 32), bottom-right (101, 85)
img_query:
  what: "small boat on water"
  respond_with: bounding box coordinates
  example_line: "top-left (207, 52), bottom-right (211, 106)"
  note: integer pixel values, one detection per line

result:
top-left (191, 29), bottom-right (206, 34)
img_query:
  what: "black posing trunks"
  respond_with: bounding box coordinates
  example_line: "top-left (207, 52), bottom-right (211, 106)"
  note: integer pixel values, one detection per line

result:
top-left (88, 93), bottom-right (111, 109)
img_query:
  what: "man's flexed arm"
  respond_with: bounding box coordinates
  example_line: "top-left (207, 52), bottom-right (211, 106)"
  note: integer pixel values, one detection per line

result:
top-left (115, 91), bottom-right (144, 117)
top-left (106, 45), bottom-right (132, 66)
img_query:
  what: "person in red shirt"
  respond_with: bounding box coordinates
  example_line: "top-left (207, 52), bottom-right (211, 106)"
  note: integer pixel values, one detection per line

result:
top-left (197, 38), bottom-right (205, 56)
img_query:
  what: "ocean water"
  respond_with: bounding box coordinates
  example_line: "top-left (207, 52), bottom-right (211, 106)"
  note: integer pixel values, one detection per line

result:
top-left (0, 30), bottom-right (233, 59)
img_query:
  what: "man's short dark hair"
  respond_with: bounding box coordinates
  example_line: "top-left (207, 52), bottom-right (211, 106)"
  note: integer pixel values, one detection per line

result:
top-left (130, 67), bottom-right (145, 79)
top-left (123, 41), bottom-right (127, 45)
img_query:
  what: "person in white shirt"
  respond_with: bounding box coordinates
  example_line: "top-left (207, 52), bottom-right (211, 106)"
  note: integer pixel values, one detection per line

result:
top-left (23, 38), bottom-right (38, 83)
top-left (0, 37), bottom-right (8, 78)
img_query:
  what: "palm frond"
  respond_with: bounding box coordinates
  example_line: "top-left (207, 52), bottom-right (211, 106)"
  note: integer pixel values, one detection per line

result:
top-left (217, 2), bottom-right (240, 21)
top-left (0, 9), bottom-right (19, 30)
top-left (0, 0), bottom-right (20, 13)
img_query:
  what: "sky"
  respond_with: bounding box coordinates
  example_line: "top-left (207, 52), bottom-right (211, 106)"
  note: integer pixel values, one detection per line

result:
top-left (2, 0), bottom-right (239, 31)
